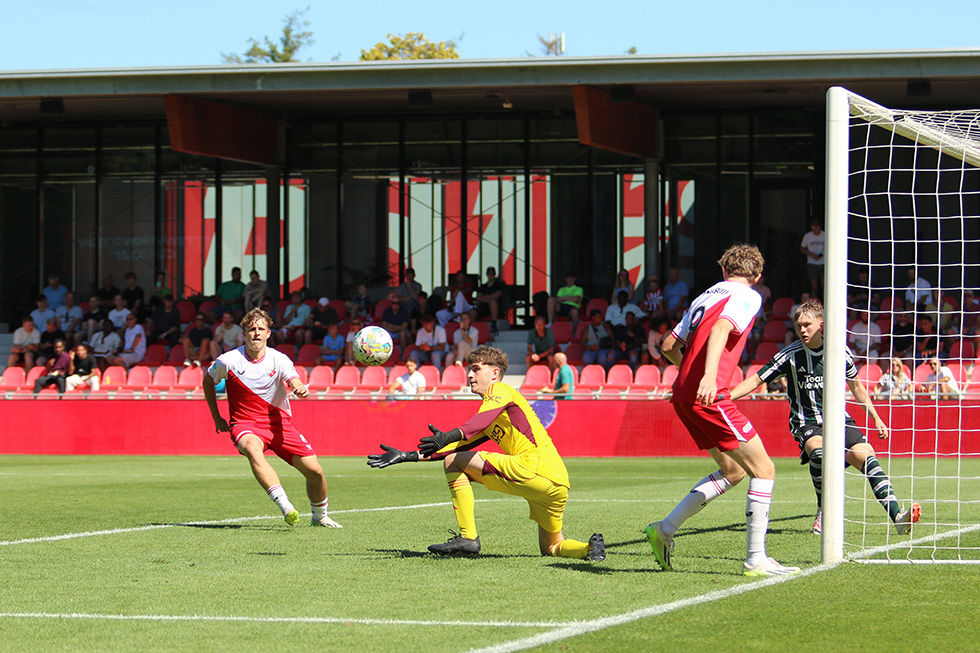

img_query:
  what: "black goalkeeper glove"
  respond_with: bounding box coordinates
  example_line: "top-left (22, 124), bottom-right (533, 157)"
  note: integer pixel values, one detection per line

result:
top-left (367, 444), bottom-right (419, 469)
top-left (418, 424), bottom-right (464, 458)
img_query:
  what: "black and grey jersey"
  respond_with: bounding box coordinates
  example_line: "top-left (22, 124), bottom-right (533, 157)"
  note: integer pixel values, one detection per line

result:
top-left (756, 341), bottom-right (858, 430)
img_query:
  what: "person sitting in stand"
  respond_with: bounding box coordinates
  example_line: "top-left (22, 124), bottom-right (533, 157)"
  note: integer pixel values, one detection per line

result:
top-left (344, 317), bottom-right (366, 366)
top-left (89, 319), bottom-right (122, 371)
top-left (148, 294), bottom-right (182, 347)
top-left (875, 357), bottom-right (913, 400)
top-left (182, 313), bottom-right (213, 368)
top-left (915, 315), bottom-right (939, 364)
top-left (613, 311), bottom-right (645, 369)
top-left (210, 310), bottom-right (246, 361)
top-left (610, 268), bottom-right (635, 304)
top-left (848, 310), bottom-right (882, 366)
top-left (214, 266), bottom-right (246, 320)
top-left (917, 356), bottom-right (962, 399)
top-left (642, 317), bottom-right (671, 369)
top-left (603, 290), bottom-right (646, 351)
top-left (547, 272), bottom-right (583, 330)
top-left (121, 271), bottom-right (145, 319)
top-left (396, 267), bottom-right (423, 314)
top-left (33, 339), bottom-right (71, 394)
top-left (381, 295), bottom-right (412, 350)
top-left (36, 317), bottom-right (67, 367)
top-left (111, 313), bottom-right (146, 369)
top-left (260, 298), bottom-right (281, 330)
top-left (581, 308), bottom-right (615, 369)
top-left (42, 273), bottom-right (68, 310)
top-left (30, 295), bottom-right (56, 335)
top-left (447, 311), bottom-right (479, 367)
top-left (279, 291), bottom-right (312, 346)
top-left (890, 311), bottom-right (916, 365)
top-left (96, 274), bottom-right (120, 311)
top-left (472, 266), bottom-right (506, 333)
top-left (638, 274), bottom-right (666, 320)
top-left (525, 315), bottom-right (556, 371)
top-left (305, 297), bottom-right (339, 346)
top-left (436, 270), bottom-right (475, 326)
top-left (81, 294), bottom-right (107, 344)
top-left (315, 321), bottom-right (345, 371)
top-left (387, 358), bottom-right (426, 400)
top-left (539, 351), bottom-right (574, 400)
top-left (663, 267), bottom-right (690, 322)
top-left (243, 270), bottom-right (271, 311)
top-left (410, 313), bottom-right (449, 369)
top-left (7, 316), bottom-right (40, 370)
top-left (409, 291), bottom-right (431, 341)
top-left (65, 343), bottom-right (100, 393)
top-left (149, 271), bottom-right (173, 311)
top-left (107, 294), bottom-right (131, 333)
top-left (56, 291), bottom-right (84, 346)
top-left (345, 284), bottom-right (372, 321)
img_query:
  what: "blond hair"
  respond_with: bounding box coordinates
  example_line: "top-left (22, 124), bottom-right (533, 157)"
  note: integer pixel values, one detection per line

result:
top-left (466, 345), bottom-right (509, 375)
top-left (717, 243), bottom-right (765, 281)
top-left (240, 307), bottom-right (273, 332)
top-left (794, 298), bottom-right (824, 323)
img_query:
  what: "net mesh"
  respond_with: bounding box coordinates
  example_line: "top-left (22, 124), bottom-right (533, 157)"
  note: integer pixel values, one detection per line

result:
top-left (843, 94), bottom-right (980, 562)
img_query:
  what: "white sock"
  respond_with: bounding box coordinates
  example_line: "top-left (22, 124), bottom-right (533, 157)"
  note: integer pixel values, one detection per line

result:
top-left (311, 498), bottom-right (328, 521)
top-left (661, 470), bottom-right (732, 537)
top-left (745, 478), bottom-right (774, 565)
top-left (266, 484), bottom-right (295, 515)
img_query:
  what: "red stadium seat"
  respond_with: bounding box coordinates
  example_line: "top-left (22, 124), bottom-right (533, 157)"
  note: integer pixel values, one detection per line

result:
top-left (551, 322), bottom-right (573, 344)
top-left (146, 366), bottom-right (178, 392)
top-left (913, 363), bottom-right (933, 385)
top-left (856, 364), bottom-right (883, 387)
top-left (356, 366), bottom-right (388, 393)
top-left (770, 297), bottom-right (794, 321)
top-left (585, 298), bottom-right (608, 318)
top-left (20, 366), bottom-right (45, 390)
top-left (949, 340), bottom-right (976, 361)
top-left (275, 344), bottom-right (297, 361)
top-left (879, 297), bottom-right (903, 313)
top-left (400, 345), bottom-right (417, 364)
top-left (176, 300), bottom-right (196, 324)
top-left (563, 343), bottom-right (585, 366)
top-left (137, 344), bottom-right (167, 367)
top-left (578, 365), bottom-right (606, 391)
top-left (417, 365), bottom-right (440, 391)
top-left (374, 299), bottom-right (391, 321)
top-left (438, 365), bottom-right (468, 391)
top-left (444, 322), bottom-right (459, 344)
top-left (333, 366), bottom-right (360, 390)
top-left (123, 366), bottom-right (152, 390)
top-left (297, 344), bottom-right (321, 366)
top-left (604, 365), bottom-right (633, 390)
top-left (175, 366), bottom-right (204, 390)
top-left (329, 300), bottom-right (348, 321)
top-left (633, 365), bottom-right (661, 389)
top-left (473, 322), bottom-right (490, 344)
top-left (0, 367), bottom-right (26, 393)
top-left (752, 342), bottom-right (781, 364)
top-left (307, 366), bottom-right (336, 391)
top-left (163, 345), bottom-right (188, 367)
top-left (659, 366), bottom-right (679, 391)
top-left (521, 365), bottom-right (551, 392)
top-left (386, 365), bottom-right (408, 386)
top-left (100, 365), bottom-right (128, 390)
top-left (198, 300), bottom-right (219, 316)
top-left (760, 321), bottom-right (787, 343)
top-left (292, 366), bottom-right (309, 385)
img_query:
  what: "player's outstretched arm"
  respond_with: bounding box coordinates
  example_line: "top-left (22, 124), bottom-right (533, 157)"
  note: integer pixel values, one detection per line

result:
top-left (847, 378), bottom-right (889, 439)
top-left (419, 424), bottom-right (464, 458)
top-left (730, 373), bottom-right (764, 401)
top-left (367, 444), bottom-right (420, 468)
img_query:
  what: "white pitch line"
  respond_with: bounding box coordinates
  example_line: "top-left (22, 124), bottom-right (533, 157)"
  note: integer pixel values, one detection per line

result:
top-left (0, 612), bottom-right (559, 629)
top-left (468, 524), bottom-right (978, 653)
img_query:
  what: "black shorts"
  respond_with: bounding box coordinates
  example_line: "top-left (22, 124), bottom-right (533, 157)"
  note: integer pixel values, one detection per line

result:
top-left (556, 303), bottom-right (577, 318)
top-left (792, 420), bottom-right (868, 467)
top-left (473, 301), bottom-right (492, 319)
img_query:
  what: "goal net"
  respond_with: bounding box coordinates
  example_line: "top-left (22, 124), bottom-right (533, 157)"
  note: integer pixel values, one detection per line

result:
top-left (823, 87), bottom-right (980, 564)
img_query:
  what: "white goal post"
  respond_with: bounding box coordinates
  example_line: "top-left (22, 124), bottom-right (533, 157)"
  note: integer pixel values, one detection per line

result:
top-left (824, 87), bottom-right (980, 564)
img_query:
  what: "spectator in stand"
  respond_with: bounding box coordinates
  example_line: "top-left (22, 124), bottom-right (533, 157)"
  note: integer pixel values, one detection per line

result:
top-left (96, 274), bottom-right (120, 311)
top-left (547, 272), bottom-right (583, 330)
top-left (874, 357), bottom-right (913, 399)
top-left (242, 270), bottom-right (271, 312)
top-left (7, 316), bottom-right (40, 370)
top-left (663, 267), bottom-right (689, 322)
top-left (107, 294), bottom-right (131, 332)
top-left (638, 275), bottom-right (666, 320)
top-left (345, 284), bottom-right (372, 321)
top-left (447, 311), bottom-right (479, 367)
top-left (260, 298), bottom-right (281, 330)
top-left (436, 270), bottom-right (475, 326)
top-left (918, 356), bottom-right (962, 399)
top-left (540, 351), bottom-right (574, 399)
top-left (81, 294), bottom-right (107, 343)
top-left (847, 267), bottom-right (874, 314)
top-left (279, 291), bottom-right (312, 346)
top-left (526, 315), bottom-right (556, 371)
top-left (215, 267), bottom-right (246, 320)
top-left (149, 294), bottom-right (182, 346)
top-left (848, 310), bottom-right (882, 366)
top-left (344, 317), bottom-right (366, 365)
top-left (56, 291), bottom-right (84, 346)
top-left (42, 273), bottom-right (68, 310)
top-left (387, 357), bottom-right (426, 399)
top-left (790, 292), bottom-right (812, 324)
top-left (915, 315), bottom-right (939, 364)
top-left (315, 321), bottom-right (345, 371)
top-left (905, 267), bottom-right (932, 311)
top-left (112, 313), bottom-right (146, 369)
top-left (182, 313), bottom-right (213, 368)
top-left (581, 308), bottom-right (615, 369)
top-left (210, 310), bottom-right (246, 360)
top-left (604, 290), bottom-right (646, 345)
top-left (65, 343), bottom-right (100, 393)
top-left (752, 274), bottom-right (772, 316)
top-left (411, 313), bottom-right (449, 368)
top-left (409, 291), bottom-right (431, 340)
top-left (890, 312), bottom-right (916, 364)
top-left (396, 267), bottom-right (423, 314)
top-left (36, 317), bottom-right (67, 367)
top-left (925, 291), bottom-right (957, 335)
top-left (610, 268), bottom-right (635, 304)
top-left (473, 266), bottom-right (506, 333)
top-left (149, 271), bottom-right (173, 311)
top-left (30, 295), bottom-right (56, 334)
top-left (121, 271), bottom-right (145, 319)
top-left (33, 339), bottom-right (71, 394)
top-left (305, 297), bottom-right (339, 346)
top-left (643, 317), bottom-right (671, 369)
top-left (381, 295), bottom-right (412, 349)
top-left (800, 218), bottom-right (825, 299)
top-left (89, 319), bottom-right (122, 371)
top-left (614, 311), bottom-right (645, 369)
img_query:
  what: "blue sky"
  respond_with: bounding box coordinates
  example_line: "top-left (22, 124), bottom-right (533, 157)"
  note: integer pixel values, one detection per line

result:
top-left (2, 0), bottom-right (977, 70)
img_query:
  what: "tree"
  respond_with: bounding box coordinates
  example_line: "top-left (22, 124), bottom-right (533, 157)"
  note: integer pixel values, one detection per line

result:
top-left (360, 33), bottom-right (460, 61)
top-left (222, 8), bottom-right (314, 64)
top-left (537, 33), bottom-right (565, 56)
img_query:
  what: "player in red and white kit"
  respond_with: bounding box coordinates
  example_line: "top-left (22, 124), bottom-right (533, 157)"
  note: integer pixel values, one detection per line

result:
top-left (644, 244), bottom-right (799, 576)
top-left (204, 307), bottom-right (341, 527)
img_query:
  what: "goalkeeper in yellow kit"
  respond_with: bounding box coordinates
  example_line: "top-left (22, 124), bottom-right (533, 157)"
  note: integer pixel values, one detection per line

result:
top-left (368, 345), bottom-right (605, 560)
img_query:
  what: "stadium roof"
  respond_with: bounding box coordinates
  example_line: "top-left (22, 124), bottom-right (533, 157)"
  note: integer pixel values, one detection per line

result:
top-left (1, 49), bottom-right (979, 122)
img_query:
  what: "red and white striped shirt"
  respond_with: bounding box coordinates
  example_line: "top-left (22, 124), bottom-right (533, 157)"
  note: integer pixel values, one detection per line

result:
top-left (208, 347), bottom-right (300, 426)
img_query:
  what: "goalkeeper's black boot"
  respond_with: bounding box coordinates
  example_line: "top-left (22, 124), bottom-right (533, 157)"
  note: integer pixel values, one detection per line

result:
top-left (585, 533), bottom-right (606, 562)
top-left (428, 530), bottom-right (481, 555)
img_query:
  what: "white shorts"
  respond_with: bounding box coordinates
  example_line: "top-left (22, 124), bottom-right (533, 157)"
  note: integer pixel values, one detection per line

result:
top-left (119, 352), bottom-right (143, 367)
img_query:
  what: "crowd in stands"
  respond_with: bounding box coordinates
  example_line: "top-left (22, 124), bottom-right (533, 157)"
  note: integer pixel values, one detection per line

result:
top-left (7, 260), bottom-right (980, 401)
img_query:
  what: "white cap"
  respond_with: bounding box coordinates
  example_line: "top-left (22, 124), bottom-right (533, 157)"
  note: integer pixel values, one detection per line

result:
top-left (318, 297), bottom-right (329, 306)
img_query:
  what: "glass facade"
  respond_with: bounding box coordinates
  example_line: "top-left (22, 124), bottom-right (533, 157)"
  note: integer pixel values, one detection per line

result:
top-left (0, 108), bottom-right (821, 325)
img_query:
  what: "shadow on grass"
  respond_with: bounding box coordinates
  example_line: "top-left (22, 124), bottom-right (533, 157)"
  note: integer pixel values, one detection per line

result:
top-left (152, 522), bottom-right (284, 532)
top-left (607, 513), bottom-right (811, 551)
top-left (369, 548), bottom-right (537, 560)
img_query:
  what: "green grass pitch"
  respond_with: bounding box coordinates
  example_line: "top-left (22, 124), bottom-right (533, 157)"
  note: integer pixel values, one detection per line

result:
top-left (1, 455), bottom-right (978, 652)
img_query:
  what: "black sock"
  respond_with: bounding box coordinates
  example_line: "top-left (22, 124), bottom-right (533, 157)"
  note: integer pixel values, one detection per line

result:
top-left (863, 455), bottom-right (901, 521)
top-left (809, 447), bottom-right (823, 509)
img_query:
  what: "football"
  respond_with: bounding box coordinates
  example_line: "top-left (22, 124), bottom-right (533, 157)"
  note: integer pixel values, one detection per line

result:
top-left (352, 325), bottom-right (394, 366)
